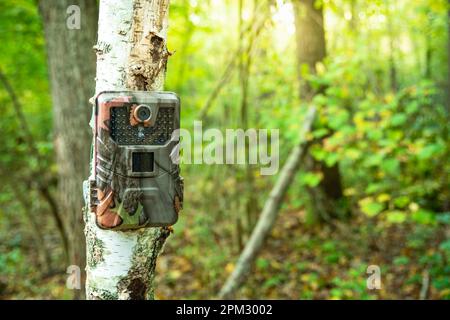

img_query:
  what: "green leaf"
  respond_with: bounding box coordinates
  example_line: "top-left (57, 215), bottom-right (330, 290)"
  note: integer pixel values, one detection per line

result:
top-left (393, 256), bottom-right (410, 266)
top-left (329, 110), bottom-right (350, 130)
top-left (324, 152), bottom-right (339, 167)
top-left (256, 258), bottom-right (270, 270)
top-left (436, 213), bottom-right (450, 225)
top-left (405, 101), bottom-right (419, 114)
top-left (390, 113), bottom-right (407, 126)
top-left (365, 183), bottom-right (385, 194)
top-left (359, 198), bottom-right (384, 217)
top-left (301, 172), bottom-right (323, 187)
top-left (386, 211), bottom-right (407, 224)
top-left (381, 158), bottom-right (400, 175)
top-left (367, 129), bottom-right (383, 141)
top-left (394, 196), bottom-right (410, 208)
top-left (365, 154), bottom-right (384, 167)
top-left (418, 143), bottom-right (444, 160)
top-left (411, 209), bottom-right (436, 225)
top-left (312, 128), bottom-right (329, 138)
top-left (439, 240), bottom-right (450, 253)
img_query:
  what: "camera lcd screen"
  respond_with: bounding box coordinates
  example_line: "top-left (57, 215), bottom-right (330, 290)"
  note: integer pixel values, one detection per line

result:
top-left (132, 152), bottom-right (154, 173)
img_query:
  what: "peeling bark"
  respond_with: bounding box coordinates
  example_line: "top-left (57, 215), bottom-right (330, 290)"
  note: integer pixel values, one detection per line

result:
top-left (127, 0), bottom-right (171, 90)
top-left (85, 0), bottom-right (171, 300)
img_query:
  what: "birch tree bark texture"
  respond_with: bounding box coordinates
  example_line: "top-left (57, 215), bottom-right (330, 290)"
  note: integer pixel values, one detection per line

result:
top-left (84, 0), bottom-right (172, 300)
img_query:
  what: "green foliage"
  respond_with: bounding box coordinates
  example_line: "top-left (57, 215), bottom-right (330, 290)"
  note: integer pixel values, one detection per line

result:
top-left (311, 58), bottom-right (449, 224)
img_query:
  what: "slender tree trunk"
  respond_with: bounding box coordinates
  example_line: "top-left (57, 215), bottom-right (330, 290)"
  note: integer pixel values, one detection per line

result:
top-left (175, 0), bottom-right (194, 91)
top-left (293, 0), bottom-right (344, 223)
top-left (84, 0), bottom-right (171, 300)
top-left (425, 40), bottom-right (432, 79)
top-left (386, 2), bottom-right (398, 91)
top-left (239, 1), bottom-right (271, 233)
top-left (39, 0), bottom-right (99, 297)
top-left (349, 0), bottom-right (358, 32)
top-left (238, 0), bottom-right (257, 234)
top-left (343, 0), bottom-right (359, 50)
top-left (198, 0), bottom-right (271, 121)
top-left (293, 0), bottom-right (326, 100)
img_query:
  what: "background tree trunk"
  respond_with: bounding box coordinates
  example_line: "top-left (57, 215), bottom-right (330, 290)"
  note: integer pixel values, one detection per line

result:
top-left (39, 0), bottom-right (99, 297)
top-left (84, 0), bottom-right (171, 300)
top-left (386, 2), bottom-right (398, 92)
top-left (293, 0), bottom-right (344, 223)
top-left (293, 0), bottom-right (326, 100)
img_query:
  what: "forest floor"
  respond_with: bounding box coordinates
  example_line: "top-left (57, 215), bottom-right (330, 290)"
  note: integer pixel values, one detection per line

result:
top-left (1, 209), bottom-right (448, 300)
top-left (155, 210), bottom-right (449, 300)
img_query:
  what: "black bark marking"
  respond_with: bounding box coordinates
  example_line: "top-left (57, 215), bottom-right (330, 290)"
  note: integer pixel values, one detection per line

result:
top-left (127, 32), bottom-right (170, 90)
top-left (116, 227), bottom-right (171, 299)
top-left (150, 34), bottom-right (164, 61)
top-left (127, 278), bottom-right (147, 300)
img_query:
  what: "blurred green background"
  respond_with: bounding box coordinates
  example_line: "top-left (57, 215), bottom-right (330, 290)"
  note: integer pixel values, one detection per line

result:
top-left (0, 0), bottom-right (449, 299)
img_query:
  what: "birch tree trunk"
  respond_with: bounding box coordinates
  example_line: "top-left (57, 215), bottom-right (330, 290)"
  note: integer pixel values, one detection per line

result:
top-left (84, 0), bottom-right (171, 300)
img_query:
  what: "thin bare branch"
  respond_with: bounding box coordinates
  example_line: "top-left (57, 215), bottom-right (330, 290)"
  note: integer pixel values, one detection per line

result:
top-left (0, 66), bottom-right (69, 260)
top-left (198, 0), bottom-right (274, 121)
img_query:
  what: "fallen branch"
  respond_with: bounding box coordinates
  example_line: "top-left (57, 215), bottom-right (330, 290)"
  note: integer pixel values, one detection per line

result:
top-left (419, 270), bottom-right (430, 300)
top-left (218, 106), bottom-right (317, 299)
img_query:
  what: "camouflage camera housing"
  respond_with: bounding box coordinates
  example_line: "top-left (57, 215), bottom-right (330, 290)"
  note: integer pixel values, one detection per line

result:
top-left (90, 91), bottom-right (183, 230)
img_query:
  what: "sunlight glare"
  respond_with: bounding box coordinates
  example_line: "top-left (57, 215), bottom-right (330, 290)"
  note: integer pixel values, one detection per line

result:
top-left (271, 0), bottom-right (295, 51)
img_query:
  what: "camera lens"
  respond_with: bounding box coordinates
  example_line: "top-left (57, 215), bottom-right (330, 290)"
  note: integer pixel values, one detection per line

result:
top-left (135, 105), bottom-right (152, 122)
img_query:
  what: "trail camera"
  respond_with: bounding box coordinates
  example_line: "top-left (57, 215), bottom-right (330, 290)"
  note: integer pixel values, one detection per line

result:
top-left (90, 91), bottom-right (183, 230)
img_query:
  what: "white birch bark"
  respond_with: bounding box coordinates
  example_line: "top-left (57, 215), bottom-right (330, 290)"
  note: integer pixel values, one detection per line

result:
top-left (84, 0), bottom-right (171, 300)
